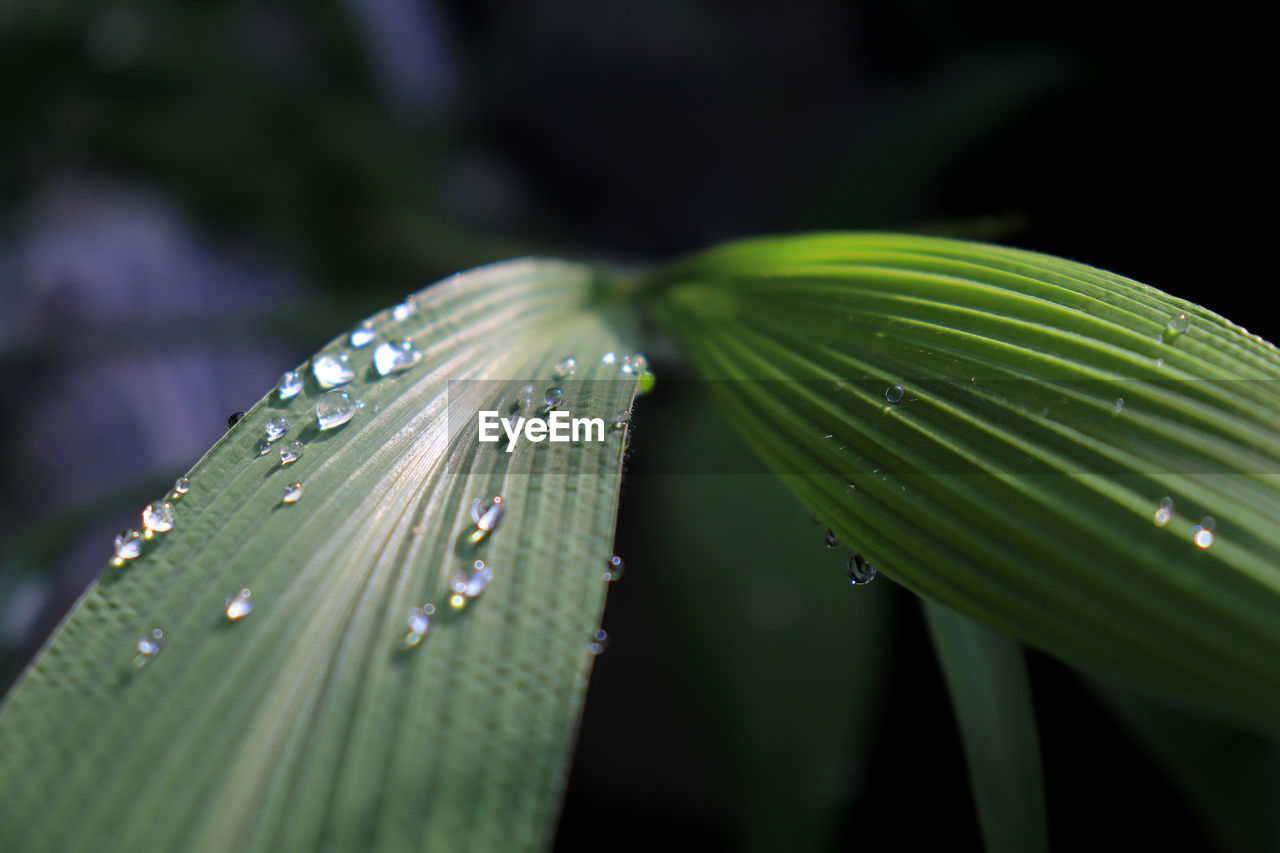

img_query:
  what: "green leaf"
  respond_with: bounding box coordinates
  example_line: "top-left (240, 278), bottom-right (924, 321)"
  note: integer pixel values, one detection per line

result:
top-left (924, 600), bottom-right (1047, 853)
top-left (647, 232), bottom-right (1280, 728)
top-left (0, 259), bottom-right (638, 852)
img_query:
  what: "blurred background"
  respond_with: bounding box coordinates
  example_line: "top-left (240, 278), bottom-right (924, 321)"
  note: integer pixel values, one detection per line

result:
top-left (1, 1), bottom-right (1277, 850)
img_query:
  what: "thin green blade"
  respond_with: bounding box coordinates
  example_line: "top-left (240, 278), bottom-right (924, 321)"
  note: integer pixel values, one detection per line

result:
top-left (648, 232), bottom-right (1280, 727)
top-left (0, 259), bottom-right (638, 852)
top-left (924, 600), bottom-right (1047, 853)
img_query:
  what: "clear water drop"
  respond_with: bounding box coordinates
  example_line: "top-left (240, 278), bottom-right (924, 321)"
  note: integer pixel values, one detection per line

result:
top-left (142, 501), bottom-right (175, 532)
top-left (136, 628), bottom-right (164, 659)
top-left (282, 482), bottom-right (305, 504)
top-left (114, 529), bottom-right (142, 560)
top-left (553, 356), bottom-right (577, 380)
top-left (824, 529), bottom-right (840, 548)
top-left (470, 495), bottom-right (506, 542)
top-left (349, 322), bottom-right (376, 348)
top-left (604, 554), bottom-right (625, 582)
top-left (1112, 397), bottom-right (1125, 415)
top-left (313, 353), bottom-right (355, 388)
top-left (316, 389), bottom-right (357, 430)
top-left (172, 476), bottom-right (190, 496)
top-left (280, 441), bottom-right (304, 465)
top-left (847, 554), bottom-right (877, 585)
top-left (611, 411), bottom-right (630, 430)
top-left (404, 604), bottom-right (436, 645)
top-left (265, 416), bottom-right (290, 442)
top-left (450, 559), bottom-right (494, 601)
top-left (227, 411), bottom-right (245, 428)
top-left (1166, 313), bottom-right (1190, 336)
top-left (392, 297), bottom-right (417, 322)
top-left (373, 340), bottom-right (422, 376)
top-left (1154, 497), bottom-right (1174, 526)
top-left (543, 387), bottom-right (564, 409)
top-left (516, 384), bottom-right (537, 410)
top-left (885, 384), bottom-right (904, 403)
top-left (258, 442), bottom-right (272, 456)
top-left (601, 352), bottom-right (617, 366)
top-left (589, 628), bottom-right (609, 656)
top-left (277, 370), bottom-right (303, 400)
top-left (225, 588), bottom-right (254, 620)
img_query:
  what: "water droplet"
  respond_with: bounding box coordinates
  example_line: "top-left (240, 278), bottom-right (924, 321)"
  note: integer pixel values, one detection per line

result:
top-left (225, 588), bottom-right (254, 620)
top-left (885, 384), bottom-right (904, 403)
top-left (542, 387), bottom-right (564, 412)
top-left (619, 354), bottom-right (648, 376)
top-left (227, 411), bottom-right (245, 428)
top-left (136, 628), bottom-right (164, 660)
top-left (470, 495), bottom-right (506, 542)
top-left (1112, 397), bottom-right (1125, 415)
top-left (280, 441), bottom-right (304, 465)
top-left (611, 411), bottom-right (630, 430)
top-left (373, 340), bottom-right (422, 376)
top-left (172, 476), bottom-right (190, 496)
top-left (258, 442), bottom-right (272, 456)
top-left (277, 370), bottom-right (304, 400)
top-left (589, 628), bottom-right (609, 655)
top-left (316, 389), bottom-right (357, 430)
top-left (1166, 313), bottom-right (1190, 336)
top-left (824, 529), bottom-right (841, 548)
top-left (1155, 358), bottom-right (1165, 369)
top-left (265, 417), bottom-right (290, 442)
top-left (636, 371), bottom-right (656, 396)
top-left (393, 298), bottom-right (417, 322)
top-left (847, 554), bottom-right (877, 585)
top-left (601, 352), bottom-right (617, 366)
top-left (313, 353), bottom-right (354, 388)
top-left (1192, 520), bottom-right (1215, 548)
top-left (604, 554), bottom-right (625, 582)
top-left (553, 356), bottom-right (577, 380)
top-left (114, 529), bottom-right (142, 560)
top-left (514, 384), bottom-right (536, 410)
top-left (451, 559), bottom-right (494, 601)
top-left (349, 322), bottom-right (376, 348)
top-left (282, 482), bottom-right (305, 504)
top-left (404, 604), bottom-right (435, 645)
top-left (1153, 497), bottom-right (1174, 526)
top-left (142, 501), bottom-right (175, 532)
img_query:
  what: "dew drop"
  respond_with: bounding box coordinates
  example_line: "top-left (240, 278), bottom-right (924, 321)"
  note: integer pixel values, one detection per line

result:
top-left (1166, 313), bottom-right (1190, 336)
top-left (392, 298), bottom-right (417, 322)
top-left (316, 389), bottom-right (357, 430)
top-left (280, 441), bottom-right (304, 465)
top-left (136, 628), bottom-right (164, 662)
top-left (824, 529), bottom-right (841, 548)
top-left (313, 354), bottom-right (355, 388)
top-left (405, 604), bottom-right (435, 646)
top-left (142, 501), bottom-right (175, 533)
top-left (1192, 520), bottom-right (1215, 549)
top-left (589, 628), bottom-right (609, 655)
top-left (373, 340), bottom-right (422, 376)
top-left (276, 370), bottom-right (303, 400)
top-left (258, 442), bottom-right (272, 456)
top-left (225, 588), bottom-right (254, 620)
top-left (1112, 397), bottom-right (1125, 415)
top-left (172, 476), bottom-right (190, 496)
top-left (885, 384), bottom-right (904, 403)
top-left (620, 354), bottom-right (648, 376)
top-left (847, 554), bottom-right (877, 585)
top-left (515, 384), bottom-right (537, 410)
top-left (451, 559), bottom-right (494, 600)
top-left (265, 416), bottom-right (290, 442)
top-left (601, 352), bottom-right (617, 366)
top-left (282, 482), bottom-right (305, 504)
top-left (227, 411), bottom-right (245, 428)
top-left (604, 554), bottom-right (625, 582)
top-left (114, 529), bottom-right (143, 560)
top-left (470, 495), bottom-right (506, 541)
top-left (349, 322), bottom-right (376, 348)
top-left (1153, 497), bottom-right (1174, 526)
top-left (553, 356), bottom-right (578, 380)
top-left (543, 387), bottom-right (564, 410)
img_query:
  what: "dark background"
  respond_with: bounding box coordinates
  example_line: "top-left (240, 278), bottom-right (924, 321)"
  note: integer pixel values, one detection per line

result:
top-left (2, 0), bottom-right (1276, 849)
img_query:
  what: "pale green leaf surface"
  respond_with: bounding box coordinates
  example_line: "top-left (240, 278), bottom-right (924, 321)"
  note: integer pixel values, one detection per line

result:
top-left (0, 259), bottom-right (638, 852)
top-left (924, 600), bottom-right (1046, 853)
top-left (648, 232), bottom-right (1280, 727)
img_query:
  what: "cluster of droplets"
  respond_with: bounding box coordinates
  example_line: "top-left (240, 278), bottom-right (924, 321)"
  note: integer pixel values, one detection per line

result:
top-left (1151, 496), bottom-right (1218, 549)
top-left (601, 351), bottom-right (655, 395)
top-left (814, 517), bottom-right (878, 588)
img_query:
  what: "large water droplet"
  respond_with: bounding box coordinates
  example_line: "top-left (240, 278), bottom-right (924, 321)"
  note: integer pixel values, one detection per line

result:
top-left (225, 588), bottom-right (254, 620)
top-left (1166, 313), bottom-right (1190, 336)
top-left (604, 554), bottom-right (625, 582)
top-left (847, 554), bottom-right (877, 585)
top-left (885, 384), bottom-right (904, 403)
top-left (277, 370), bottom-right (303, 400)
top-left (280, 441), bottom-right (304, 465)
top-left (373, 340), bottom-right (422, 376)
top-left (265, 416), bottom-right (290, 442)
top-left (1153, 497), bottom-right (1174, 526)
top-left (589, 628), bottom-right (609, 655)
top-left (282, 482), bottom-right (305, 504)
top-left (227, 411), bottom-right (245, 428)
top-left (142, 501), bottom-right (175, 533)
top-left (450, 559), bottom-right (494, 602)
top-left (543, 387), bottom-right (564, 410)
top-left (393, 297), bottom-right (417, 322)
top-left (316, 389), bottom-right (357, 430)
top-left (136, 628), bottom-right (164, 661)
top-left (470, 495), bottom-right (506, 543)
top-left (172, 476), bottom-right (190, 496)
top-left (824, 529), bottom-right (840, 548)
top-left (114, 529), bottom-right (142, 560)
top-left (313, 354), bottom-right (355, 388)
top-left (349, 322), bottom-right (376, 348)
top-left (258, 442), bottom-right (272, 456)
